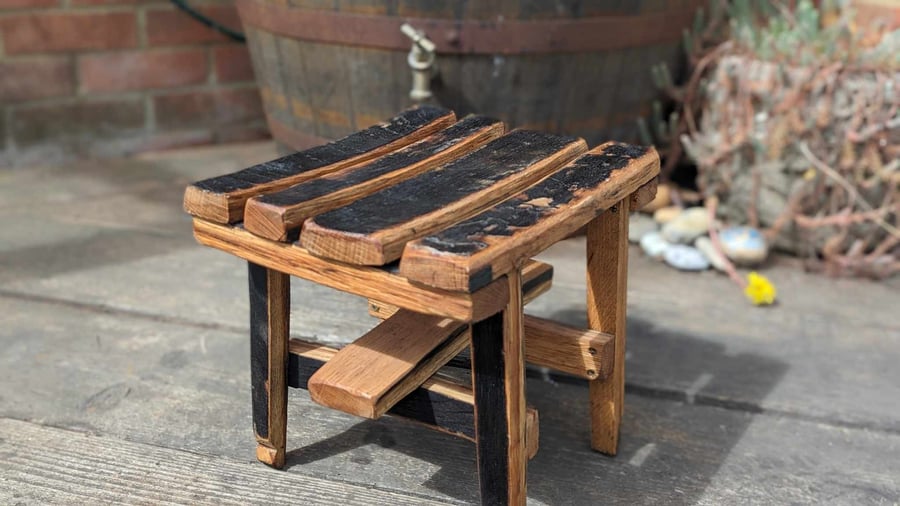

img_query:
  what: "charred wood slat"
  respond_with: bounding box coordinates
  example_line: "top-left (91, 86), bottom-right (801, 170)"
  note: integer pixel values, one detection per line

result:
top-left (401, 142), bottom-right (659, 291)
top-left (183, 106), bottom-right (455, 223)
top-left (301, 130), bottom-right (587, 265)
top-left (243, 115), bottom-right (504, 241)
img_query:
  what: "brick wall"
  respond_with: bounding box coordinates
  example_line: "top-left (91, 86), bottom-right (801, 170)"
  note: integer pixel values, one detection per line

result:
top-left (0, 0), bottom-right (268, 167)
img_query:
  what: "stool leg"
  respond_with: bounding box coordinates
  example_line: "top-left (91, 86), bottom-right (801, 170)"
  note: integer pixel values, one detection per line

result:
top-left (248, 262), bottom-right (290, 468)
top-left (586, 198), bottom-right (630, 455)
top-left (471, 271), bottom-right (527, 505)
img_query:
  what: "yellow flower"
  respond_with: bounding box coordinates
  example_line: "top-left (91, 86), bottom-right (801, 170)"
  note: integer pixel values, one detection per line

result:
top-left (744, 272), bottom-right (777, 306)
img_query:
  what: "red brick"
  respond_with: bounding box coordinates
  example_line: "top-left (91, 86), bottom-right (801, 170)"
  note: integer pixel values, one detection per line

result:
top-left (145, 5), bottom-right (240, 46)
top-left (0, 12), bottom-right (137, 55)
top-left (214, 87), bottom-right (264, 124)
top-left (214, 44), bottom-right (256, 83)
top-left (0, 57), bottom-right (74, 102)
top-left (154, 87), bottom-right (263, 129)
top-left (0, 0), bottom-right (59, 8)
top-left (79, 49), bottom-right (209, 93)
top-left (70, 0), bottom-right (164, 5)
top-left (11, 98), bottom-right (145, 149)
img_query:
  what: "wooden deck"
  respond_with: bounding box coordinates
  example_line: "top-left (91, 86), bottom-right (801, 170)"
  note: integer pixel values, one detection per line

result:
top-left (1, 141), bottom-right (898, 505)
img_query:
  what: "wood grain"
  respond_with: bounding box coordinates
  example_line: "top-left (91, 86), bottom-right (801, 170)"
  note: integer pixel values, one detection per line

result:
top-left (192, 219), bottom-right (508, 322)
top-left (630, 176), bottom-right (659, 210)
top-left (0, 418), bottom-right (470, 506)
top-left (587, 197), bottom-right (630, 455)
top-left (308, 311), bottom-right (470, 419)
top-left (244, 116), bottom-right (505, 241)
top-left (247, 263), bottom-right (290, 468)
top-left (288, 339), bottom-right (538, 459)
top-left (367, 259), bottom-right (553, 319)
top-left (471, 271), bottom-right (527, 506)
top-left (400, 142), bottom-right (659, 291)
top-left (183, 106), bottom-right (455, 223)
top-left (301, 130), bottom-right (587, 265)
top-left (521, 315), bottom-right (614, 380)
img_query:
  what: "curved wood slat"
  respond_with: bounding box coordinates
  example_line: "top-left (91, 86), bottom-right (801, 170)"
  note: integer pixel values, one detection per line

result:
top-left (244, 116), bottom-right (505, 241)
top-left (400, 142), bottom-right (660, 291)
top-left (183, 106), bottom-right (455, 223)
top-left (301, 130), bottom-right (587, 266)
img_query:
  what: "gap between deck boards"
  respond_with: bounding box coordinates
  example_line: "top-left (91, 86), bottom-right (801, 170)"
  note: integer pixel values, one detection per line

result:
top-left (1, 289), bottom-right (896, 436)
top-left (0, 417), bottom-right (456, 506)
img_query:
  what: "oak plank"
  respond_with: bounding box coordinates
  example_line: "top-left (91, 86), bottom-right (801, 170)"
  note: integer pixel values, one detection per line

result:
top-left (368, 259), bottom-right (553, 319)
top-left (244, 116), bottom-right (505, 241)
top-left (630, 176), bottom-right (659, 210)
top-left (307, 311), bottom-right (471, 419)
top-left (470, 271), bottom-right (527, 505)
top-left (357, 314), bottom-right (613, 382)
top-left (367, 259), bottom-right (612, 380)
top-left (400, 142), bottom-right (659, 291)
top-left (288, 339), bottom-right (538, 458)
top-left (301, 130), bottom-right (587, 265)
top-left (521, 316), bottom-right (614, 380)
top-left (587, 197), bottom-right (630, 455)
top-left (192, 219), bottom-right (508, 322)
top-left (248, 263), bottom-right (290, 469)
top-left (183, 106), bottom-right (455, 223)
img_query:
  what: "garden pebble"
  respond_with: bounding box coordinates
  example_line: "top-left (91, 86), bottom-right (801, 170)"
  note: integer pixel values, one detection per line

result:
top-left (653, 206), bottom-right (682, 224)
top-left (639, 231), bottom-right (669, 259)
top-left (628, 213), bottom-right (658, 243)
top-left (640, 184), bottom-right (671, 213)
top-left (695, 236), bottom-right (729, 272)
top-left (661, 207), bottom-right (709, 243)
top-left (663, 244), bottom-right (710, 271)
top-left (720, 226), bottom-right (768, 265)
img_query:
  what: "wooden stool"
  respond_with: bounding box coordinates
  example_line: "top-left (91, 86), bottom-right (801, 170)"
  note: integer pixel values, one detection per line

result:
top-left (183, 107), bottom-right (659, 505)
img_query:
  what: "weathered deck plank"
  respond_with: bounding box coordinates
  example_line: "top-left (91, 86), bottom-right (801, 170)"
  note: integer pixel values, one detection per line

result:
top-left (0, 418), bottom-right (452, 506)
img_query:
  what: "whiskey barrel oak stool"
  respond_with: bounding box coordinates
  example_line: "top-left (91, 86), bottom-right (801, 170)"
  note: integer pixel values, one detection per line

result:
top-left (183, 106), bottom-right (659, 505)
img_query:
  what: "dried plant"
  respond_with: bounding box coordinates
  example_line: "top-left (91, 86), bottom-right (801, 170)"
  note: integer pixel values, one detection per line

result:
top-left (646, 0), bottom-right (899, 278)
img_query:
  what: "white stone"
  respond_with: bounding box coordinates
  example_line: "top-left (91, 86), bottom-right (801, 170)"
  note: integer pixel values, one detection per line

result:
top-left (653, 206), bottom-right (682, 224)
top-left (695, 236), bottom-right (729, 272)
top-left (640, 183), bottom-right (671, 213)
top-left (639, 231), bottom-right (670, 260)
top-left (720, 226), bottom-right (768, 266)
top-left (663, 244), bottom-right (710, 271)
top-left (628, 213), bottom-right (658, 243)
top-left (661, 207), bottom-right (710, 244)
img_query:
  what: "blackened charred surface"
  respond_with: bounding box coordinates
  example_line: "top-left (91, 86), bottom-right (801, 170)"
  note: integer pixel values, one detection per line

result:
top-left (388, 390), bottom-right (476, 440)
top-left (192, 106), bottom-right (451, 194)
top-left (287, 353), bottom-right (321, 389)
top-left (311, 130), bottom-right (581, 234)
top-left (471, 311), bottom-right (509, 505)
top-left (419, 143), bottom-right (650, 255)
top-left (248, 262), bottom-right (270, 439)
top-left (286, 348), bottom-right (475, 439)
top-left (468, 265), bottom-right (494, 292)
top-left (256, 116), bottom-right (501, 207)
top-left (522, 264), bottom-right (553, 298)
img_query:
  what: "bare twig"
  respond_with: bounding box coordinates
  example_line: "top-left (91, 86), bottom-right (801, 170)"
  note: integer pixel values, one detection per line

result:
top-left (798, 142), bottom-right (900, 239)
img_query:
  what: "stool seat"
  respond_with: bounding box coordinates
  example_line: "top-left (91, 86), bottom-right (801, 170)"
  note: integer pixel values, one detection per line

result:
top-left (183, 106), bottom-right (660, 505)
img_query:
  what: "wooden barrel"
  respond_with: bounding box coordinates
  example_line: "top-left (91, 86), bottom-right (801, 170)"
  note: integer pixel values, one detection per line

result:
top-left (237, 0), bottom-right (703, 151)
